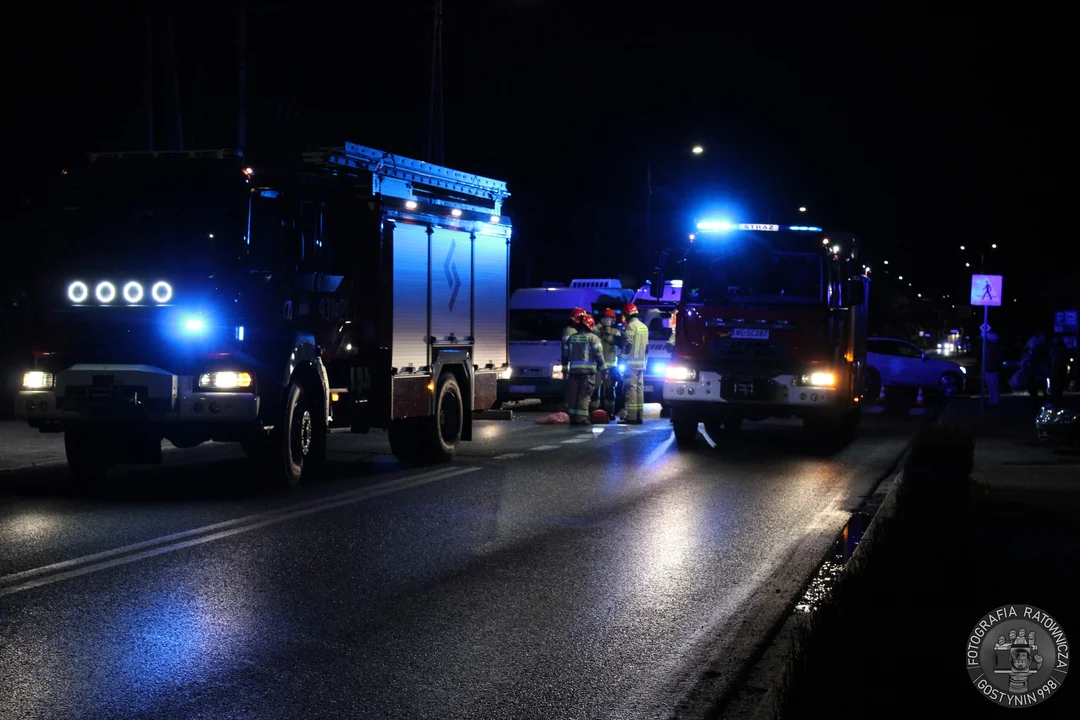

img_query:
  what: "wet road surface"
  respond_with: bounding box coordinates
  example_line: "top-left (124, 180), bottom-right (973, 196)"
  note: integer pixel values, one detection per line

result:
top-left (0, 406), bottom-right (928, 719)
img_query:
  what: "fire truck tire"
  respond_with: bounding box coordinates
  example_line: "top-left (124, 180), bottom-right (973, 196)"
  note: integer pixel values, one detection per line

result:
top-left (424, 373), bottom-right (463, 463)
top-left (64, 426), bottom-right (113, 485)
top-left (389, 373), bottom-right (463, 465)
top-left (672, 415), bottom-right (699, 447)
top-left (266, 381), bottom-right (326, 488)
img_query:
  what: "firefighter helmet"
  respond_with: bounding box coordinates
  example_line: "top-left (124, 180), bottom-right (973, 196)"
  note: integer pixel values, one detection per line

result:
top-left (623, 302), bottom-right (639, 317)
top-left (570, 307), bottom-right (586, 323)
top-left (583, 313), bottom-right (595, 330)
top-left (603, 308), bottom-right (617, 319)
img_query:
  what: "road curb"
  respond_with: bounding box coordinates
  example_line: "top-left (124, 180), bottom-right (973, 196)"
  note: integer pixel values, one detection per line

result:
top-left (730, 405), bottom-right (953, 720)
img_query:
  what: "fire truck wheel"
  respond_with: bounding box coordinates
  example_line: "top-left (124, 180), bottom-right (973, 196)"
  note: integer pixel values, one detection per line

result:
top-left (672, 415), bottom-right (699, 447)
top-left (64, 426), bottom-right (113, 485)
top-left (270, 381), bottom-right (326, 488)
top-left (425, 373), bottom-right (463, 463)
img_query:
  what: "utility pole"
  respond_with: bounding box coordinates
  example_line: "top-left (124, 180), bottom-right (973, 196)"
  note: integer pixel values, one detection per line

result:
top-left (423, 0), bottom-right (444, 164)
top-left (236, 0), bottom-right (247, 154)
top-left (143, 0), bottom-right (154, 151)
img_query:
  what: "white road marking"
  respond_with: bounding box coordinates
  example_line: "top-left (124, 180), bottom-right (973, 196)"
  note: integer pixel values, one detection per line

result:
top-left (528, 445), bottom-right (559, 451)
top-left (0, 466), bottom-right (480, 598)
top-left (560, 438), bottom-right (590, 444)
top-left (492, 453), bottom-right (525, 460)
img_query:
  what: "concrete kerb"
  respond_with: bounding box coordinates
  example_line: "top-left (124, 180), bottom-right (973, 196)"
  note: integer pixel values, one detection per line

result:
top-left (725, 409), bottom-right (956, 720)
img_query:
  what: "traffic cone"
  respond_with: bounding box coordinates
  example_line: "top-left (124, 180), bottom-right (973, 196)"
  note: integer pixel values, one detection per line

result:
top-left (877, 384), bottom-right (887, 404)
top-left (916, 387), bottom-right (925, 406)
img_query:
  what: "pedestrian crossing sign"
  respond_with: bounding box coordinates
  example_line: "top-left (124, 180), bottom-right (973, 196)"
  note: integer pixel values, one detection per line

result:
top-left (970, 274), bottom-right (1003, 307)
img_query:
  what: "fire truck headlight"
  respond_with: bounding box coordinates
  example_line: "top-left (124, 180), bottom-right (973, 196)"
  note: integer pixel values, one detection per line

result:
top-left (551, 364), bottom-right (564, 380)
top-left (665, 366), bottom-right (697, 381)
top-left (95, 281), bottom-right (116, 303)
top-left (498, 366), bottom-right (512, 380)
top-left (68, 281), bottom-right (89, 303)
top-left (198, 371), bottom-right (253, 390)
top-left (22, 371), bottom-right (55, 389)
top-left (123, 281), bottom-right (144, 304)
top-left (798, 371), bottom-right (837, 387)
top-left (151, 281), bottom-right (173, 304)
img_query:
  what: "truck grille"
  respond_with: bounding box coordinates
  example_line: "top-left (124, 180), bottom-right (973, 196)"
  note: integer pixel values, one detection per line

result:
top-left (708, 339), bottom-right (793, 376)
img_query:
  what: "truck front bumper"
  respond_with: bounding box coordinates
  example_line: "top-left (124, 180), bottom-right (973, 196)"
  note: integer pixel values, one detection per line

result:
top-left (16, 364), bottom-right (260, 425)
top-left (662, 371), bottom-right (838, 418)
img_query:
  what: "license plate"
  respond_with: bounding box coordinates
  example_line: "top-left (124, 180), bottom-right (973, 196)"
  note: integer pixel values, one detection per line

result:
top-left (508, 385), bottom-right (536, 394)
top-left (731, 380), bottom-right (755, 398)
top-left (644, 385), bottom-right (654, 394)
top-left (731, 328), bottom-right (769, 339)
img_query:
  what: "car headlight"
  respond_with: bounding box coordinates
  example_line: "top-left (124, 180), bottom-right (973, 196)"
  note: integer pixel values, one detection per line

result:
top-left (797, 371), bottom-right (837, 387)
top-left (665, 366), bottom-right (697, 381)
top-left (198, 371), bottom-right (254, 390)
top-left (959, 366), bottom-right (967, 375)
top-left (22, 371), bottom-right (55, 389)
top-left (551, 364), bottom-right (564, 379)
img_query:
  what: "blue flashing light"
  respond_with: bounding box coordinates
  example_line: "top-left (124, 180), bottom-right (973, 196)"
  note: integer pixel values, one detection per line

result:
top-left (618, 363), bottom-right (627, 374)
top-left (650, 361), bottom-right (667, 376)
top-left (181, 316), bottom-right (207, 335)
top-left (697, 219), bottom-right (734, 232)
top-left (789, 225), bottom-right (822, 232)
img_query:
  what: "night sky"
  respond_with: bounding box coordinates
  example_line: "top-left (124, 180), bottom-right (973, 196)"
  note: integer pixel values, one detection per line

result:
top-left (10, 2), bottom-right (1064, 339)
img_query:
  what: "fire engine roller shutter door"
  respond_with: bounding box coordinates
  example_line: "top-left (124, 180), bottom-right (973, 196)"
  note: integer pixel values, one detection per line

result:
top-left (391, 222), bottom-right (431, 370)
top-left (471, 232), bottom-right (508, 368)
top-left (429, 227), bottom-right (473, 345)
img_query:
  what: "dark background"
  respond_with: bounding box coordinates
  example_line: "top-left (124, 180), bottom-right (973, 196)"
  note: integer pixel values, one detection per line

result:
top-left (5, 2), bottom-right (1067, 344)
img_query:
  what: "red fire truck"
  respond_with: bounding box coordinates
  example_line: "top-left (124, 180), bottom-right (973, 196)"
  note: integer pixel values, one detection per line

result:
top-left (651, 221), bottom-right (869, 444)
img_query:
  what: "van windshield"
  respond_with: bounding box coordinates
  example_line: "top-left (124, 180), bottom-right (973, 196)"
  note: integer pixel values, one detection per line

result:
top-left (510, 309), bottom-right (574, 341)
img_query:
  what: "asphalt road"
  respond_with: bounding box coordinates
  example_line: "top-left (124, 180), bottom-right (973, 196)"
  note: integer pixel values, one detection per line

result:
top-left (0, 404), bottom-right (931, 720)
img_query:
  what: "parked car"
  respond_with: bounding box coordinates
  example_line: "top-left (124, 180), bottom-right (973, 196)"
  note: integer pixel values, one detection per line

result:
top-left (1036, 397), bottom-right (1080, 448)
top-left (867, 337), bottom-right (967, 395)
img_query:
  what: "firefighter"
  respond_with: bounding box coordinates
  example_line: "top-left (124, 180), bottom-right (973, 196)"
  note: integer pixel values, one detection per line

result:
top-left (565, 312), bottom-right (604, 425)
top-left (593, 308), bottom-right (622, 418)
top-left (562, 307), bottom-right (586, 412)
top-left (620, 302), bottom-right (648, 424)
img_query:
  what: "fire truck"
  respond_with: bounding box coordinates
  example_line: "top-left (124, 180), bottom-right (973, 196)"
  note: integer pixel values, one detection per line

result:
top-left (16, 143), bottom-right (512, 486)
top-left (651, 221), bottom-right (869, 444)
top-left (631, 280), bottom-right (681, 414)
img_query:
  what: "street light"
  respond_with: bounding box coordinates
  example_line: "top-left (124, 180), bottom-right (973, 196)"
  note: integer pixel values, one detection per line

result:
top-left (799, 206), bottom-right (807, 212)
top-left (960, 245), bottom-right (965, 250)
top-left (898, 275), bottom-right (903, 280)
top-left (645, 145), bottom-right (706, 273)
top-left (991, 243), bottom-right (997, 249)
top-left (884, 260), bottom-right (889, 265)
top-left (965, 262), bottom-right (970, 267)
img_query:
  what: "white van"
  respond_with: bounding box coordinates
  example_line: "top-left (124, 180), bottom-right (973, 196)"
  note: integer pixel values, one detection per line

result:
top-left (632, 281), bottom-right (681, 409)
top-left (499, 279), bottom-right (635, 404)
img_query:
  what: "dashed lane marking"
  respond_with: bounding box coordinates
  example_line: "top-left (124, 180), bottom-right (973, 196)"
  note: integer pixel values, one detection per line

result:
top-left (561, 438), bottom-right (590, 443)
top-left (492, 453), bottom-right (525, 460)
top-left (528, 445), bottom-right (559, 451)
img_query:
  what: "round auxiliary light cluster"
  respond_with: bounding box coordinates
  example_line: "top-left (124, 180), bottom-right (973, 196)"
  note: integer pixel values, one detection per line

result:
top-left (68, 280), bottom-right (173, 305)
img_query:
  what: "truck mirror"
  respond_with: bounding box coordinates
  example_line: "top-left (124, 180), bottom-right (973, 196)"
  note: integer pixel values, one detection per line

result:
top-left (650, 270), bottom-right (664, 299)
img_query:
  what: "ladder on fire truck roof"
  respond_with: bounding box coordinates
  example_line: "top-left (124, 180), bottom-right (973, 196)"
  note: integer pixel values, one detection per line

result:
top-left (302, 142), bottom-right (510, 215)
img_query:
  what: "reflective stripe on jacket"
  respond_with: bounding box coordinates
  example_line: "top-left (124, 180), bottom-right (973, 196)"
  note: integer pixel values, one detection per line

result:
top-left (567, 332), bottom-right (604, 374)
top-left (623, 317), bottom-right (648, 370)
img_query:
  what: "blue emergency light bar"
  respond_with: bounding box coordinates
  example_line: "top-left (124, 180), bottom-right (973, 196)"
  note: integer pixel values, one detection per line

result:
top-left (695, 220), bottom-right (822, 233)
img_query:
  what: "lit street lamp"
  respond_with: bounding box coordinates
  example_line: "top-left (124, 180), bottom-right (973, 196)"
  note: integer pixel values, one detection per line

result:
top-left (799, 206), bottom-right (807, 212)
top-left (645, 145), bottom-right (706, 273)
